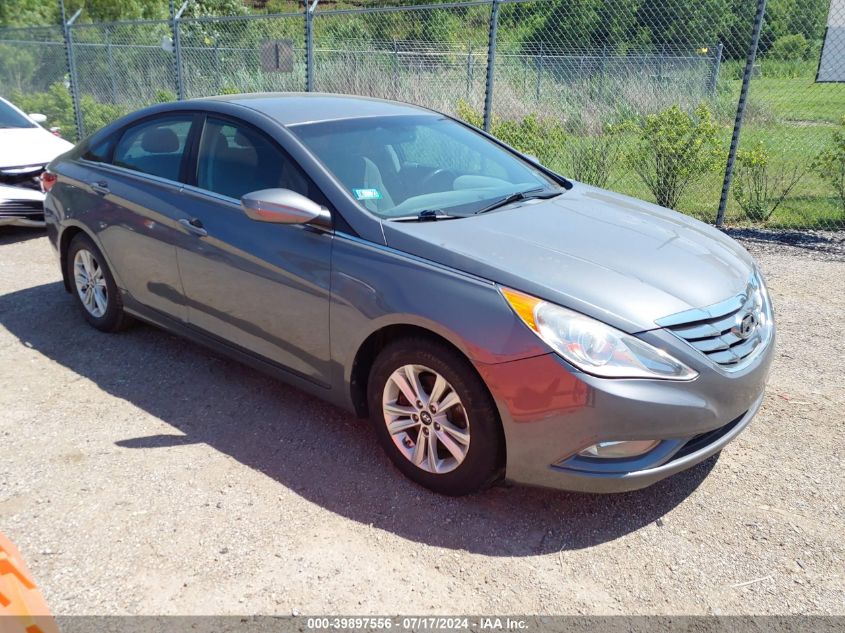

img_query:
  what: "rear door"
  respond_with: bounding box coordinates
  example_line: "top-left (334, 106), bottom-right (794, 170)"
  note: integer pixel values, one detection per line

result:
top-left (174, 115), bottom-right (333, 386)
top-left (84, 113), bottom-right (198, 320)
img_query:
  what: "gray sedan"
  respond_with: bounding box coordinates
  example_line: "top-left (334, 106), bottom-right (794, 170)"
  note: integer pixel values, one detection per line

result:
top-left (43, 94), bottom-right (774, 496)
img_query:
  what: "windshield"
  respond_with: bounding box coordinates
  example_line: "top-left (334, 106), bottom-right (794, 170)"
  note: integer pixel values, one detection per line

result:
top-left (290, 115), bottom-right (561, 219)
top-left (0, 99), bottom-right (36, 129)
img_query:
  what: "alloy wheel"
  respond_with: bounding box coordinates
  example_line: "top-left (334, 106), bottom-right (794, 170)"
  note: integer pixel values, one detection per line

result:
top-left (382, 364), bottom-right (470, 474)
top-left (73, 248), bottom-right (108, 318)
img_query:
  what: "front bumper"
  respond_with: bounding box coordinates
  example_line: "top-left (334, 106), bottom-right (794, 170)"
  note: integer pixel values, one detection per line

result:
top-left (0, 183), bottom-right (45, 227)
top-left (477, 327), bottom-right (774, 493)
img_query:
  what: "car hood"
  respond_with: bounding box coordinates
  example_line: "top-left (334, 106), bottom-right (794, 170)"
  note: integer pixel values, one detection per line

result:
top-left (382, 183), bottom-right (755, 333)
top-left (0, 128), bottom-right (73, 169)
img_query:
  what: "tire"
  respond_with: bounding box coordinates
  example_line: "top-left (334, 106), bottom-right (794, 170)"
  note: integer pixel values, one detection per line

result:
top-left (66, 233), bottom-right (132, 332)
top-left (367, 337), bottom-right (503, 496)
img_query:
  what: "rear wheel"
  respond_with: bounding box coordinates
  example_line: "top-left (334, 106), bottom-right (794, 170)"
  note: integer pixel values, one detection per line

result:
top-left (368, 338), bottom-right (502, 496)
top-left (67, 233), bottom-right (131, 332)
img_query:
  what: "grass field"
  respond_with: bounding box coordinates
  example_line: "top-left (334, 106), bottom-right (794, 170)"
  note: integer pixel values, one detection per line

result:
top-left (526, 71), bottom-right (845, 230)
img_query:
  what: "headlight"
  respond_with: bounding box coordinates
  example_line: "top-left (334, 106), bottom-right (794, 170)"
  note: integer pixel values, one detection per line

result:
top-left (501, 287), bottom-right (698, 380)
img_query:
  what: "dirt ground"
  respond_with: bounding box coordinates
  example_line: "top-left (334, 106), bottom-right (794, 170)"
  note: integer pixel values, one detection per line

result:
top-left (1, 227), bottom-right (843, 616)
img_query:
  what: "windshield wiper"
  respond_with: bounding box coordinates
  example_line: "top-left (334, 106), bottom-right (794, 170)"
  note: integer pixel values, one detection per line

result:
top-left (474, 187), bottom-right (562, 215)
top-left (387, 209), bottom-right (467, 222)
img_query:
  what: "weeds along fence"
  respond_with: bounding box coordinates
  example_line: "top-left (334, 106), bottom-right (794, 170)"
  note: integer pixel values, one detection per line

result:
top-left (1, 0), bottom-right (844, 231)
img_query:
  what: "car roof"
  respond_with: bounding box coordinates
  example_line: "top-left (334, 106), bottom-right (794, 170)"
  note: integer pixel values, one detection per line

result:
top-left (194, 92), bottom-right (437, 127)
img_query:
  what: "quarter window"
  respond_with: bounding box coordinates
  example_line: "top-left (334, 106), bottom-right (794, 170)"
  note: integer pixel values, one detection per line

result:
top-left (113, 115), bottom-right (193, 182)
top-left (196, 118), bottom-right (312, 200)
top-left (82, 135), bottom-right (116, 163)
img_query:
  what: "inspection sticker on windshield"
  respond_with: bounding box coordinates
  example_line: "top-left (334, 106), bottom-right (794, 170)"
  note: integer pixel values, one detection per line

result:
top-left (353, 188), bottom-right (382, 201)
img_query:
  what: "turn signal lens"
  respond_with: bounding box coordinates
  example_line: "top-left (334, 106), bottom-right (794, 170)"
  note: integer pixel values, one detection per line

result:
top-left (500, 287), bottom-right (540, 331)
top-left (40, 170), bottom-right (57, 193)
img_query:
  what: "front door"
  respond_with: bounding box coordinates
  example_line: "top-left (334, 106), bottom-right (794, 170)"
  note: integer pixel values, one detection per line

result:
top-left (174, 115), bottom-right (333, 386)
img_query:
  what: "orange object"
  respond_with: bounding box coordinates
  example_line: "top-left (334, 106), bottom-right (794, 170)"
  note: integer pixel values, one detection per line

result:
top-left (0, 533), bottom-right (58, 633)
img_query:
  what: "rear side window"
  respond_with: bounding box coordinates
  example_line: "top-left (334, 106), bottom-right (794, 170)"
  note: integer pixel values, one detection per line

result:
top-left (113, 115), bottom-right (193, 182)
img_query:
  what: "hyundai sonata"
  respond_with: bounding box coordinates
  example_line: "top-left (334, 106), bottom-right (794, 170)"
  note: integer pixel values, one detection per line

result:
top-left (43, 94), bottom-right (774, 495)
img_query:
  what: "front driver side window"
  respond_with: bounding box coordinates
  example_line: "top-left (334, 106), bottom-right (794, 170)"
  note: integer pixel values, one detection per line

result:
top-left (113, 115), bottom-right (193, 182)
top-left (196, 117), bottom-right (311, 201)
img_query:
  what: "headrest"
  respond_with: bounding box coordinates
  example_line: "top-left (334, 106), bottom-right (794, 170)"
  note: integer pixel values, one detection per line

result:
top-left (233, 129), bottom-right (252, 148)
top-left (141, 127), bottom-right (179, 154)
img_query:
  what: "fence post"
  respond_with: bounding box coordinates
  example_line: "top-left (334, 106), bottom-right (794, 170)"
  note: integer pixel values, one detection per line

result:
top-left (105, 25), bottom-right (118, 103)
top-left (393, 39), bottom-right (399, 99)
top-left (535, 41), bottom-right (543, 102)
top-left (716, 0), bottom-right (766, 227)
top-left (305, 0), bottom-right (319, 92)
top-left (214, 42), bottom-right (221, 94)
top-left (707, 42), bottom-right (723, 95)
top-left (483, 0), bottom-right (500, 131)
top-left (58, 0), bottom-right (84, 141)
top-left (170, 0), bottom-right (189, 100)
top-left (466, 43), bottom-right (473, 100)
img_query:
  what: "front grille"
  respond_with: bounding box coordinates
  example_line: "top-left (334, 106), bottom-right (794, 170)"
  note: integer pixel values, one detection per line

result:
top-left (0, 200), bottom-right (44, 216)
top-left (656, 273), bottom-right (773, 371)
top-left (672, 412), bottom-right (745, 460)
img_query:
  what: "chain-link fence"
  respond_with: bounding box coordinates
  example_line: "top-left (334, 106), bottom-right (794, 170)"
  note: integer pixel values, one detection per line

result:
top-left (180, 13), bottom-right (306, 98)
top-left (723, 1), bottom-right (845, 230)
top-left (312, 3), bottom-right (491, 115)
top-left (0, 0), bottom-right (843, 231)
top-left (0, 25), bottom-right (66, 96)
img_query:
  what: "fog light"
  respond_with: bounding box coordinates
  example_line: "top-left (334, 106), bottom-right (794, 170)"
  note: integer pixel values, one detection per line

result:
top-left (578, 440), bottom-right (660, 459)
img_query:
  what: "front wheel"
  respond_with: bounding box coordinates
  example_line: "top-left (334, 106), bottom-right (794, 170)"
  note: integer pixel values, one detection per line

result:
top-left (367, 338), bottom-right (503, 496)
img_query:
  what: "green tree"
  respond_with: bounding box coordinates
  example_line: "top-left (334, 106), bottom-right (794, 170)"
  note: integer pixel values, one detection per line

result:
top-left (636, 0), bottom-right (733, 52)
top-left (521, 0), bottom-right (642, 54)
top-left (766, 0), bottom-right (828, 42)
top-left (0, 0), bottom-right (58, 27)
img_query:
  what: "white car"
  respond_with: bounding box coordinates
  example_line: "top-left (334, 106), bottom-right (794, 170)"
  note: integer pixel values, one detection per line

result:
top-left (1, 96), bottom-right (73, 227)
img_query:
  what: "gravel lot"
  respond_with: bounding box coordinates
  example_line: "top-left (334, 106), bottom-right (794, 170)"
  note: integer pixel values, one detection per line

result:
top-left (1, 227), bottom-right (843, 616)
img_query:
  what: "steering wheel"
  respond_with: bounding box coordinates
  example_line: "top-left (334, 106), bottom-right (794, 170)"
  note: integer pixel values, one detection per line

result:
top-left (418, 168), bottom-right (456, 191)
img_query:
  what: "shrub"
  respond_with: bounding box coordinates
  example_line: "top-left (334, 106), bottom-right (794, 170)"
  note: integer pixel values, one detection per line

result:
top-left (456, 99), bottom-right (566, 168)
top-left (10, 83), bottom-right (76, 135)
top-left (154, 89), bottom-right (177, 103)
top-left (768, 34), bottom-right (809, 61)
top-left (812, 116), bottom-right (845, 215)
top-left (629, 103), bottom-right (721, 209)
top-left (79, 94), bottom-right (127, 134)
top-left (494, 115), bottom-right (566, 167)
top-left (456, 99), bottom-right (484, 128)
top-left (564, 122), bottom-right (634, 188)
top-left (732, 141), bottom-right (804, 223)
top-left (10, 83), bottom-right (127, 140)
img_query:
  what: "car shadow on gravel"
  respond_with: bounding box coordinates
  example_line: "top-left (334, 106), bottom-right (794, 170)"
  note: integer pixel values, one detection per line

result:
top-left (1, 281), bottom-right (717, 557)
top-left (0, 227), bottom-right (46, 245)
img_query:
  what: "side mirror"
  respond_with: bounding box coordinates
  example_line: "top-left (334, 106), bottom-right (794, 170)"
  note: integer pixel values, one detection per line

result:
top-left (523, 153), bottom-right (541, 165)
top-left (29, 113), bottom-right (47, 124)
top-left (241, 188), bottom-right (330, 225)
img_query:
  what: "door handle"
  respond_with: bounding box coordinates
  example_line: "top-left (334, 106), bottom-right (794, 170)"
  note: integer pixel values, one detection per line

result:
top-left (90, 181), bottom-right (110, 196)
top-left (179, 217), bottom-right (208, 237)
